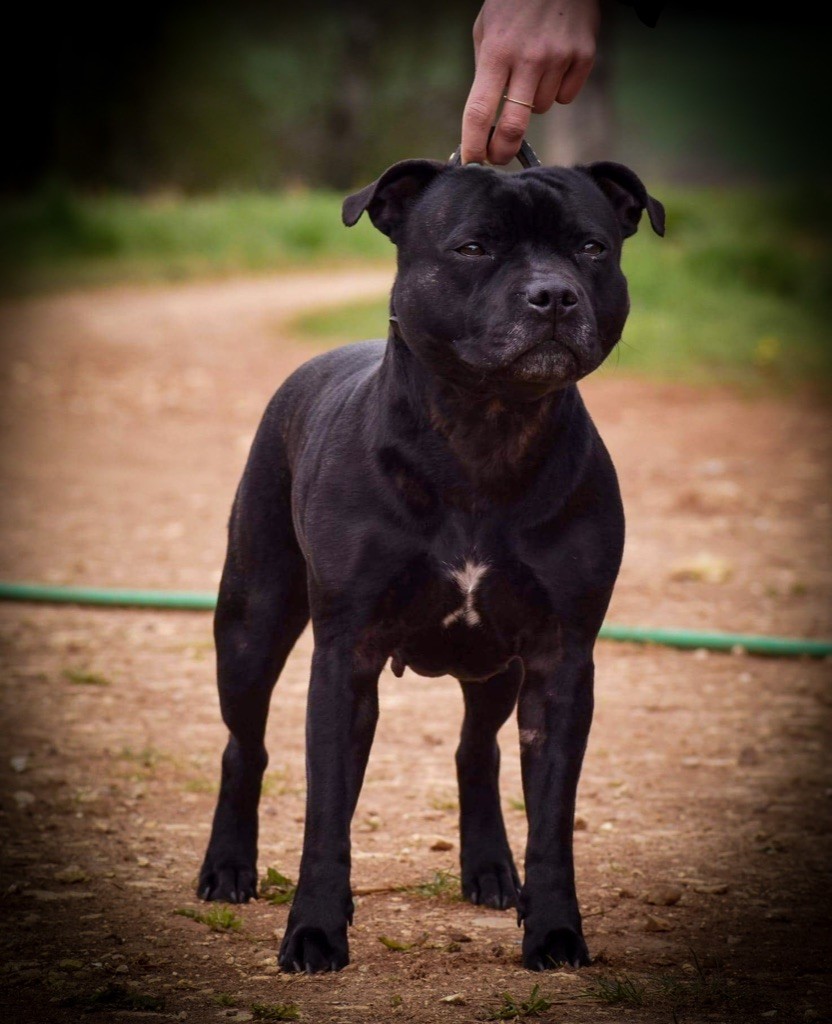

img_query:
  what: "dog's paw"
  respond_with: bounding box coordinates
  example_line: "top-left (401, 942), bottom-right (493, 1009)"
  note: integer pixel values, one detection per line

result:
top-left (522, 925), bottom-right (590, 971)
top-left (197, 856), bottom-right (257, 903)
top-left (462, 858), bottom-right (520, 910)
top-left (278, 922), bottom-right (349, 974)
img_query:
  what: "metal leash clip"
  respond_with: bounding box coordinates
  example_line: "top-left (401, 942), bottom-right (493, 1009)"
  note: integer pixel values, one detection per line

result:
top-left (447, 127), bottom-right (541, 169)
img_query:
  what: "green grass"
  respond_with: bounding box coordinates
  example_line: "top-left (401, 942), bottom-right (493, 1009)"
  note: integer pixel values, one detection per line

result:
top-left (588, 973), bottom-right (647, 1006)
top-left (0, 187), bottom-right (392, 295)
top-left (586, 950), bottom-right (735, 1014)
top-left (290, 185), bottom-right (832, 390)
top-left (174, 905), bottom-right (243, 931)
top-left (213, 993), bottom-right (237, 1007)
top-left (405, 869), bottom-right (462, 900)
top-left (259, 867), bottom-right (296, 905)
top-left (488, 984), bottom-right (553, 1020)
top-left (251, 1002), bottom-right (300, 1022)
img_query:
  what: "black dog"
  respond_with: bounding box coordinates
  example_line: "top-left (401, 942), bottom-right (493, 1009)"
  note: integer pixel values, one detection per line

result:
top-left (197, 156), bottom-right (664, 973)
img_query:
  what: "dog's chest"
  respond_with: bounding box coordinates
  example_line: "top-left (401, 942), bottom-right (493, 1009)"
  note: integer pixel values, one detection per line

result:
top-left (439, 558), bottom-right (491, 628)
top-left (387, 542), bottom-right (552, 683)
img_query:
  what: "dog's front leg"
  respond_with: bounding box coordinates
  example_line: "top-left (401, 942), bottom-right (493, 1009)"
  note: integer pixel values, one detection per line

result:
top-left (457, 663), bottom-right (524, 909)
top-left (517, 648), bottom-right (594, 970)
top-left (278, 639), bottom-right (380, 974)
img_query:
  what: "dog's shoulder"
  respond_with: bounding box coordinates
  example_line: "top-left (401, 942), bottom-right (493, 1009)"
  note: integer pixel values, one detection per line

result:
top-left (279, 339), bottom-right (385, 404)
top-left (256, 339), bottom-right (385, 447)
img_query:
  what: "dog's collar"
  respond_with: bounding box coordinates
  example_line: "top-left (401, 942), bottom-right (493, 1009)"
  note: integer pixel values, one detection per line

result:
top-left (446, 132), bottom-right (541, 170)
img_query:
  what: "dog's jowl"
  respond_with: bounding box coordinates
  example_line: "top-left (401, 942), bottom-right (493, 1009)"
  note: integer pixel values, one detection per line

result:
top-left (198, 158), bottom-right (665, 972)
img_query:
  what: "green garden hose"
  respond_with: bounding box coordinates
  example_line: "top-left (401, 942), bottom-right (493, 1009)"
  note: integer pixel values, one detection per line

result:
top-left (0, 582), bottom-right (217, 611)
top-left (0, 581), bottom-right (829, 658)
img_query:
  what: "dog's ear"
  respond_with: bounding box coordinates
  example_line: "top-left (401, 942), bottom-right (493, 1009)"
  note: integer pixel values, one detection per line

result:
top-left (342, 160), bottom-right (446, 240)
top-left (580, 161), bottom-right (665, 238)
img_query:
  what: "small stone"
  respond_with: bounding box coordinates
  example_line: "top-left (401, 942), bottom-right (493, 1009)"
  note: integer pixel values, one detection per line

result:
top-left (693, 882), bottom-right (728, 895)
top-left (449, 933), bottom-right (472, 943)
top-left (55, 865), bottom-right (89, 884)
top-left (644, 885), bottom-right (682, 907)
top-left (573, 816), bottom-right (588, 831)
top-left (115, 963), bottom-right (129, 974)
top-left (57, 959), bottom-right (84, 971)
top-left (644, 914), bottom-right (673, 932)
top-left (10, 755), bottom-right (29, 773)
top-left (430, 838), bottom-right (453, 852)
top-left (440, 994), bottom-right (466, 1004)
top-left (618, 887), bottom-right (637, 899)
top-left (13, 791), bottom-right (35, 808)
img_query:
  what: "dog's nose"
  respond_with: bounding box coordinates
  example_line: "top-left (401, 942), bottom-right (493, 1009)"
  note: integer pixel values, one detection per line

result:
top-left (526, 282), bottom-right (578, 314)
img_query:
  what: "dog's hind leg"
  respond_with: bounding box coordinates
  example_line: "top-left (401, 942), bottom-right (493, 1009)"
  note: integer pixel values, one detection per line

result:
top-left (456, 658), bottom-right (524, 909)
top-left (198, 447), bottom-right (309, 904)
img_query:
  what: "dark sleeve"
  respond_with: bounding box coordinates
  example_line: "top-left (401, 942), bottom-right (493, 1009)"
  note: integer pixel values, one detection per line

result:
top-left (616, 1), bottom-right (664, 28)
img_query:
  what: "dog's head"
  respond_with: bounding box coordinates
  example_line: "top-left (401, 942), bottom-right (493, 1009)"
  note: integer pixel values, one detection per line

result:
top-left (343, 159), bottom-right (664, 397)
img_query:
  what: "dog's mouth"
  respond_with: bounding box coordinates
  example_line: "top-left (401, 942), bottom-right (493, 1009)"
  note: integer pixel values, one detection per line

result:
top-left (507, 337), bottom-right (580, 381)
top-left (451, 319), bottom-right (604, 388)
top-left (494, 333), bottom-right (588, 383)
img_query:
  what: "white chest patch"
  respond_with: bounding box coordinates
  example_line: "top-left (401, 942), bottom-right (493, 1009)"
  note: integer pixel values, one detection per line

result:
top-left (442, 560), bottom-right (490, 628)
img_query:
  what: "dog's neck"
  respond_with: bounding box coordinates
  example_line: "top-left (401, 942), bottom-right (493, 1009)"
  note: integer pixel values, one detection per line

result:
top-left (381, 323), bottom-right (578, 496)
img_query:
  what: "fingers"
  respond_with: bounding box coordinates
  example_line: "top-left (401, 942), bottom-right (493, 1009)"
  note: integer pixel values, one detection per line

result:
top-left (556, 51), bottom-right (595, 104)
top-left (462, 0), bottom-right (601, 166)
top-left (461, 58), bottom-right (509, 165)
top-left (487, 68), bottom-right (538, 166)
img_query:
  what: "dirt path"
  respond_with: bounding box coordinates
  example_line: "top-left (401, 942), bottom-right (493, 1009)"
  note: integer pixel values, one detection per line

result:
top-left (0, 270), bottom-right (829, 1023)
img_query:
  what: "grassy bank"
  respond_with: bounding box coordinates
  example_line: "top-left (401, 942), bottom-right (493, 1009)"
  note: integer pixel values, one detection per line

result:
top-left (0, 188), bottom-right (393, 295)
top-left (291, 185), bottom-right (832, 389)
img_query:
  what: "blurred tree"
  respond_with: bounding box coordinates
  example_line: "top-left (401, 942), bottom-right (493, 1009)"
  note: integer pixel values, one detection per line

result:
top-left (2, 3), bottom-right (828, 195)
top-left (3, 0), bottom-right (476, 194)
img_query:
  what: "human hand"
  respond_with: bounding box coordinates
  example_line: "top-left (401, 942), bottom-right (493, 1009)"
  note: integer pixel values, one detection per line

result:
top-left (461, 0), bottom-right (601, 165)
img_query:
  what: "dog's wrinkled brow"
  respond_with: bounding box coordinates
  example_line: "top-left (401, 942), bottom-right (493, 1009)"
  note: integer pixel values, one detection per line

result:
top-left (428, 175), bottom-right (603, 250)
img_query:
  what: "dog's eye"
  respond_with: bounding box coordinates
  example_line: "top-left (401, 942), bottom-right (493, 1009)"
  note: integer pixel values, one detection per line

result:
top-left (580, 240), bottom-right (606, 257)
top-left (456, 243), bottom-right (487, 257)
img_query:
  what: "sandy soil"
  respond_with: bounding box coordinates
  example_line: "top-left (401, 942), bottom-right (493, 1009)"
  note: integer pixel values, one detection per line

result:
top-left (0, 269), bottom-right (829, 1023)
